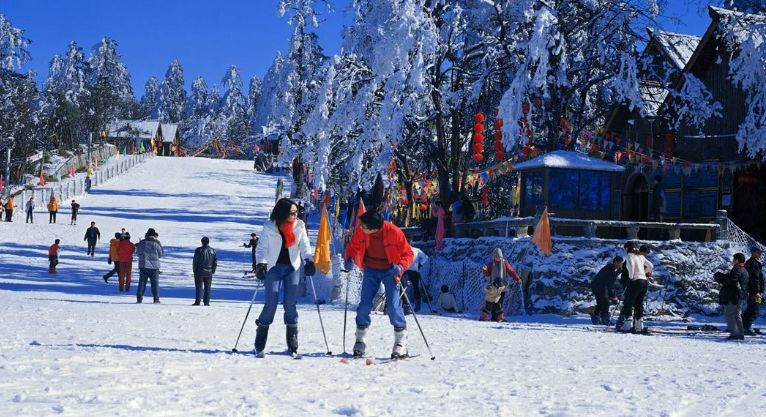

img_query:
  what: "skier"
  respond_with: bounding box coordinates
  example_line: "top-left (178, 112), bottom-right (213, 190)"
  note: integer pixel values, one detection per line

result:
top-left (192, 236), bottom-right (217, 306)
top-left (117, 232), bottom-right (135, 292)
top-left (25, 196), bottom-right (34, 223)
top-left (616, 242), bottom-right (653, 333)
top-left (436, 285), bottom-right (458, 313)
top-left (715, 253), bottom-right (749, 340)
top-left (48, 239), bottom-right (60, 274)
top-left (103, 232), bottom-right (122, 283)
top-left (253, 198), bottom-right (314, 358)
top-left (344, 210), bottom-right (414, 359)
top-left (83, 221), bottom-right (101, 257)
top-left (481, 248), bottom-right (521, 308)
top-left (4, 195), bottom-right (15, 222)
top-left (135, 228), bottom-right (163, 303)
top-left (590, 256), bottom-right (624, 325)
top-left (482, 278), bottom-right (508, 322)
top-left (47, 195), bottom-right (58, 223)
top-left (70, 200), bottom-right (80, 225)
top-left (743, 247), bottom-right (763, 335)
top-left (243, 232), bottom-right (259, 272)
top-left (402, 247), bottom-right (429, 313)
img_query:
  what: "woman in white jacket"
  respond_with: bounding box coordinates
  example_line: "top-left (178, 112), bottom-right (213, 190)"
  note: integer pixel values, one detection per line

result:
top-left (253, 198), bottom-right (315, 357)
top-left (616, 242), bottom-right (654, 333)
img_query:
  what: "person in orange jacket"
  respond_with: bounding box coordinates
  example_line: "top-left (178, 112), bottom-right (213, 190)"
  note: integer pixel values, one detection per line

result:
top-left (103, 232), bottom-right (122, 283)
top-left (480, 247), bottom-right (521, 321)
top-left (47, 195), bottom-right (59, 223)
top-left (343, 210), bottom-right (414, 359)
top-left (48, 239), bottom-right (61, 273)
top-left (117, 232), bottom-right (135, 291)
top-left (4, 195), bottom-right (16, 222)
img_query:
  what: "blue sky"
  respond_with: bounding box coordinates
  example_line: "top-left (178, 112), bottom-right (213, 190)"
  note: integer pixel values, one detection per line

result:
top-left (2, 0), bottom-right (714, 96)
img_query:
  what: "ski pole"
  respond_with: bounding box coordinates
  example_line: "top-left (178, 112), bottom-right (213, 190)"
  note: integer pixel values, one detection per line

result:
top-left (307, 275), bottom-right (332, 355)
top-left (400, 287), bottom-right (436, 360)
top-left (232, 282), bottom-right (262, 352)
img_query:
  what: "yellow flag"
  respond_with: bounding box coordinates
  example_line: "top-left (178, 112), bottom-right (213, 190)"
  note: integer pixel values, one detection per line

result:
top-left (314, 204), bottom-right (332, 275)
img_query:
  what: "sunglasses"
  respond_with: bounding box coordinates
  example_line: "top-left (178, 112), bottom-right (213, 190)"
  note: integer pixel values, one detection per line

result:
top-left (289, 211), bottom-right (298, 217)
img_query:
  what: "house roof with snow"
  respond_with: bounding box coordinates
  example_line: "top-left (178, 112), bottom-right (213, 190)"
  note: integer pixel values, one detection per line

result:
top-left (160, 123), bottom-right (179, 143)
top-left (107, 120), bottom-right (161, 139)
top-left (513, 150), bottom-right (625, 173)
top-left (647, 29), bottom-right (701, 70)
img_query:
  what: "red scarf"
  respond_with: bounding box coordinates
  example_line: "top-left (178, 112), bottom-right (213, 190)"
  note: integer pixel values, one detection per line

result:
top-left (279, 222), bottom-right (296, 248)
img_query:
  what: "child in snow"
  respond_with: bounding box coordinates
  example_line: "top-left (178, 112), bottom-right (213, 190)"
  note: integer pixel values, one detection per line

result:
top-left (482, 248), bottom-right (521, 308)
top-left (48, 239), bottom-right (60, 274)
top-left (436, 285), bottom-right (458, 313)
top-left (481, 278), bottom-right (508, 322)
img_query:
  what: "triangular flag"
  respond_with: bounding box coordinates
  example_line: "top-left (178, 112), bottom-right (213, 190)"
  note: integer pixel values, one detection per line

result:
top-left (354, 199), bottom-right (366, 230)
top-left (313, 205), bottom-right (332, 275)
top-left (531, 207), bottom-right (552, 256)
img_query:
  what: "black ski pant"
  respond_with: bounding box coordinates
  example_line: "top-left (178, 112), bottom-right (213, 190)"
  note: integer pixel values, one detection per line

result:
top-left (49, 211), bottom-right (56, 223)
top-left (591, 284), bottom-right (611, 324)
top-left (251, 250), bottom-right (257, 271)
top-left (70, 212), bottom-right (78, 224)
top-left (483, 301), bottom-right (503, 320)
top-left (5, 209), bottom-right (13, 221)
top-left (742, 298), bottom-right (761, 330)
top-left (620, 279), bottom-right (648, 320)
top-left (48, 255), bottom-right (58, 270)
top-left (194, 273), bottom-right (213, 305)
top-left (104, 261), bottom-right (120, 281)
top-left (26, 209), bottom-right (33, 223)
top-left (86, 239), bottom-right (97, 256)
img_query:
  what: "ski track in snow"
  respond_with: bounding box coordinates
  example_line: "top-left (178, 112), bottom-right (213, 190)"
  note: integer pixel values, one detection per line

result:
top-left (1, 157), bottom-right (765, 417)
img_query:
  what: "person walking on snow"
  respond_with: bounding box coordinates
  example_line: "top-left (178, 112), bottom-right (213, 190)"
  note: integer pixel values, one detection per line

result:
top-left (482, 278), bottom-right (508, 322)
top-left (135, 228), bottom-right (163, 303)
top-left (103, 232), bottom-right (122, 283)
top-left (117, 232), bottom-right (135, 292)
top-left (48, 239), bottom-right (60, 274)
top-left (743, 247), bottom-right (763, 335)
top-left (344, 210), bottom-right (414, 359)
top-left (590, 256), bottom-right (624, 325)
top-left (70, 200), bottom-right (80, 225)
top-left (193, 236), bottom-right (218, 306)
top-left (243, 232), bottom-right (259, 272)
top-left (25, 196), bottom-right (34, 223)
top-left (616, 242), bottom-right (653, 333)
top-left (4, 195), bottom-right (16, 222)
top-left (253, 198), bottom-right (314, 357)
top-left (47, 195), bottom-right (58, 223)
top-left (715, 253), bottom-right (749, 340)
top-left (83, 221), bottom-right (101, 256)
top-left (481, 247), bottom-right (521, 312)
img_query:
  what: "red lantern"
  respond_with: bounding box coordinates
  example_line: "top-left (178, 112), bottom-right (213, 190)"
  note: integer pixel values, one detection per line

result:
top-left (473, 133), bottom-right (484, 143)
top-left (473, 143), bottom-right (484, 153)
top-left (494, 152), bottom-right (505, 160)
top-left (474, 123), bottom-right (484, 134)
top-left (419, 203), bottom-right (427, 211)
top-left (493, 142), bottom-right (504, 152)
top-left (474, 113), bottom-right (485, 123)
top-left (473, 153), bottom-right (484, 162)
top-left (495, 119), bottom-right (504, 128)
top-left (522, 101), bottom-right (530, 114)
top-left (493, 131), bottom-right (502, 141)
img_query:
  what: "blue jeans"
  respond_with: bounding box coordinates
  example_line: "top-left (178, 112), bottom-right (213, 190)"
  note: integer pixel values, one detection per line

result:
top-left (137, 268), bottom-right (159, 301)
top-left (356, 266), bottom-right (407, 330)
top-left (256, 264), bottom-right (300, 326)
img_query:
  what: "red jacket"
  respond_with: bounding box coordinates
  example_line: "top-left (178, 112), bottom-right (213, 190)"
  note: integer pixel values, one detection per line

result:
top-left (118, 240), bottom-right (135, 262)
top-left (344, 222), bottom-right (414, 271)
top-left (483, 260), bottom-right (520, 282)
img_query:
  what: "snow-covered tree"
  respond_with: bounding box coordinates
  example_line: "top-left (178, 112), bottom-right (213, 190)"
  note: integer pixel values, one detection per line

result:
top-left (182, 76), bottom-right (213, 148)
top-left (218, 65), bottom-right (250, 147)
top-left (157, 59), bottom-right (186, 123)
top-left (717, 8), bottom-right (766, 157)
top-left (0, 14), bottom-right (30, 71)
top-left (86, 37), bottom-right (134, 131)
top-left (43, 41), bottom-right (91, 148)
top-left (247, 75), bottom-right (262, 128)
top-left (138, 76), bottom-right (159, 119)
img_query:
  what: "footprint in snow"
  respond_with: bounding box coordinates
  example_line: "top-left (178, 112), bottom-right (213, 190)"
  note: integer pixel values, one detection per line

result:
top-left (602, 384), bottom-right (623, 393)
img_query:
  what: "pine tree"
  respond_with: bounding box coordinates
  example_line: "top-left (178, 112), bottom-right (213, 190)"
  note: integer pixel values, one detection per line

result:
top-left (43, 41), bottom-right (90, 148)
top-left (157, 59), bottom-right (186, 123)
top-left (247, 75), bottom-right (262, 129)
top-left (85, 37), bottom-right (134, 132)
top-left (218, 65), bottom-right (250, 148)
top-left (139, 76), bottom-right (159, 119)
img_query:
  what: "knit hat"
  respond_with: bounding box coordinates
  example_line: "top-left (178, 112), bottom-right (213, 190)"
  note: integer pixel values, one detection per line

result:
top-left (146, 228), bottom-right (158, 237)
top-left (493, 247), bottom-right (503, 258)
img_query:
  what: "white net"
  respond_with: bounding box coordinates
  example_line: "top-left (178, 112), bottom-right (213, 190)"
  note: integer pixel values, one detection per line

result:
top-left (721, 218), bottom-right (766, 254)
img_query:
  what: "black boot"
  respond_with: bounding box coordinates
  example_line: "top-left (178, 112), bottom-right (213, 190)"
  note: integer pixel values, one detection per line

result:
top-left (254, 324), bottom-right (269, 357)
top-left (286, 325), bottom-right (299, 354)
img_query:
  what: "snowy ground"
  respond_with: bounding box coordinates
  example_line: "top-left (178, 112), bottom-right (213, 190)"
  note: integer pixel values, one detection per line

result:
top-left (1, 157), bottom-right (765, 417)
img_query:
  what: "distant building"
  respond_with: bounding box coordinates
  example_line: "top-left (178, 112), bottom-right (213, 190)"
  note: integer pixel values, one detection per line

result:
top-left (106, 120), bottom-right (181, 156)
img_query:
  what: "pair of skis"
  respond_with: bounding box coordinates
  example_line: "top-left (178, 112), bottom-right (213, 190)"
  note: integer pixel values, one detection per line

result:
top-left (339, 354), bottom-right (420, 365)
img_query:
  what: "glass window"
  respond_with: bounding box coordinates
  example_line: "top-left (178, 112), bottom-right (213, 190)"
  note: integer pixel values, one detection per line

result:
top-left (549, 169), bottom-right (579, 210)
top-left (523, 171), bottom-right (544, 208)
top-left (665, 191), bottom-right (681, 217)
top-left (684, 190), bottom-right (717, 218)
top-left (580, 171), bottom-right (611, 211)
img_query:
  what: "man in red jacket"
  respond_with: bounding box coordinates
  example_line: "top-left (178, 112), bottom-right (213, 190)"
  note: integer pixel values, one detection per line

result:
top-left (344, 210), bottom-right (414, 359)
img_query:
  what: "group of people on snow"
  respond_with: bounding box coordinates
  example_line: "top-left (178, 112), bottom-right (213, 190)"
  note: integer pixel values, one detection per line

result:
top-left (714, 247), bottom-right (763, 339)
top-left (1, 194), bottom-right (80, 224)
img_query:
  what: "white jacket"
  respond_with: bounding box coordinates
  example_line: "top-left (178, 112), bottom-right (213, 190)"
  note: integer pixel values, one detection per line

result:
top-left (255, 219), bottom-right (313, 272)
top-left (625, 253), bottom-right (653, 281)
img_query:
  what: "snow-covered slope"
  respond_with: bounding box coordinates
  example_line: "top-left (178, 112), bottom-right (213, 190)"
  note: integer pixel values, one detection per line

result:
top-left (1, 157), bottom-right (764, 417)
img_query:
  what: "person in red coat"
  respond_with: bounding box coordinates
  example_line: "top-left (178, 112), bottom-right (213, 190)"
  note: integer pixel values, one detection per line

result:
top-left (117, 232), bottom-right (135, 292)
top-left (48, 239), bottom-right (61, 274)
top-left (344, 210), bottom-right (414, 359)
top-left (481, 247), bottom-right (521, 321)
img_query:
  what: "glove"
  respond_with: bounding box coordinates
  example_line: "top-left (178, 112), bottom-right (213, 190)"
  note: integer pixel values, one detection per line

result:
top-left (343, 259), bottom-right (355, 272)
top-left (392, 265), bottom-right (404, 283)
top-left (304, 260), bottom-right (316, 277)
top-left (255, 263), bottom-right (268, 280)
